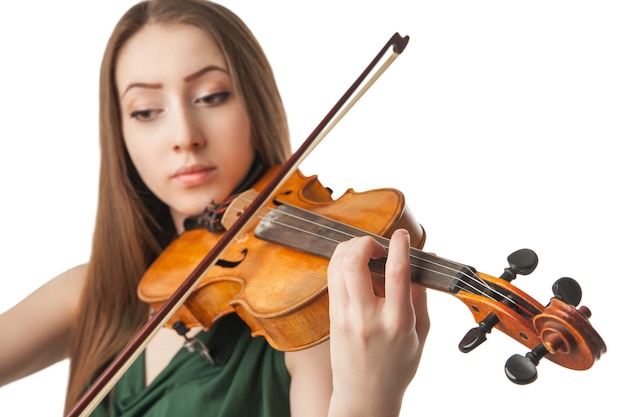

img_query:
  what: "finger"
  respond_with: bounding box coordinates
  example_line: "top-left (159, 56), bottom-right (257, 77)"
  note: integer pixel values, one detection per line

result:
top-left (383, 229), bottom-right (414, 318)
top-left (328, 237), bottom-right (365, 323)
top-left (411, 282), bottom-right (430, 340)
top-left (330, 236), bottom-right (382, 307)
top-left (327, 238), bottom-right (352, 305)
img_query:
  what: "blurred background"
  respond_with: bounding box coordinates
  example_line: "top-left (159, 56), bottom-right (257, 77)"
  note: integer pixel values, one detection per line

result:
top-left (1, 1), bottom-right (623, 415)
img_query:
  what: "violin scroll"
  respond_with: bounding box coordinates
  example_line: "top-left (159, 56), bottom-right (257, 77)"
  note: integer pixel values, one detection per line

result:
top-left (505, 293), bottom-right (606, 384)
top-left (455, 250), bottom-right (606, 384)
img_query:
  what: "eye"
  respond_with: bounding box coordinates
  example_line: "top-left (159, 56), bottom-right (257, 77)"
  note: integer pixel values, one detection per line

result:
top-left (129, 109), bottom-right (161, 122)
top-left (195, 91), bottom-right (230, 106)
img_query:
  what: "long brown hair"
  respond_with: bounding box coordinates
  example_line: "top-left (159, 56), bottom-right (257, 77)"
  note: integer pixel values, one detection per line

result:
top-left (65, 0), bottom-right (291, 410)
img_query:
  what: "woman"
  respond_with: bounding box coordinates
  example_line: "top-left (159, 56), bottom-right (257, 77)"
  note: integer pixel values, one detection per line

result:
top-left (0, 1), bottom-right (429, 415)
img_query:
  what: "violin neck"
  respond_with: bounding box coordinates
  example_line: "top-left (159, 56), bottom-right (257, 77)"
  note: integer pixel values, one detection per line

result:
top-left (255, 202), bottom-right (470, 296)
top-left (368, 249), bottom-right (473, 294)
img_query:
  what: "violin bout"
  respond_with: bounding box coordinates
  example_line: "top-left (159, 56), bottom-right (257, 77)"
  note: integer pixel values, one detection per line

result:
top-left (138, 168), bottom-right (425, 351)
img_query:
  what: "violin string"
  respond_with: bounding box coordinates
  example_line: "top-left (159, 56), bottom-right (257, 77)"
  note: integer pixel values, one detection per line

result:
top-left (260, 208), bottom-right (515, 306)
top-left (229, 198), bottom-right (505, 303)
top-left (224, 197), bottom-right (518, 308)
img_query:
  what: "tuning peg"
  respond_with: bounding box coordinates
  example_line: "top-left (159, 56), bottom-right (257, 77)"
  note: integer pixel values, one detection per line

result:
top-left (504, 344), bottom-right (549, 384)
top-left (500, 248), bottom-right (539, 282)
top-left (458, 249), bottom-right (539, 353)
top-left (552, 277), bottom-right (582, 306)
top-left (458, 313), bottom-right (499, 353)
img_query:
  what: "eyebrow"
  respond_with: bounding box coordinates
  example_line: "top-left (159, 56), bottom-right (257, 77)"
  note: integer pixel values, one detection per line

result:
top-left (184, 64), bottom-right (227, 82)
top-left (120, 65), bottom-right (228, 99)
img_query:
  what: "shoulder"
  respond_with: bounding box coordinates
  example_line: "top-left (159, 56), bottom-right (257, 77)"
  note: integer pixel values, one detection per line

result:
top-left (27, 263), bottom-right (88, 318)
top-left (49, 263), bottom-right (89, 309)
top-left (0, 263), bottom-right (89, 385)
top-left (3, 263), bottom-right (88, 323)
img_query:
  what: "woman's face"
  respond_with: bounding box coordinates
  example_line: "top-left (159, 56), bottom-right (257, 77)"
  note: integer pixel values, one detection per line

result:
top-left (116, 23), bottom-right (255, 232)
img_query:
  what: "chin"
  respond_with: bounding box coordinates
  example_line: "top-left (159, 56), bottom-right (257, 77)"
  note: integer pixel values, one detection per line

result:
top-left (169, 203), bottom-right (210, 227)
top-left (185, 204), bottom-right (213, 217)
top-left (170, 190), bottom-right (231, 224)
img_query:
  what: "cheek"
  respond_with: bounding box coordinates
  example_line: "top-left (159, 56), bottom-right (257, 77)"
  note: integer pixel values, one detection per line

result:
top-left (232, 123), bottom-right (255, 169)
top-left (211, 109), bottom-right (254, 160)
top-left (228, 110), bottom-right (254, 154)
top-left (126, 145), bottom-right (148, 177)
top-left (122, 128), bottom-right (160, 185)
top-left (231, 124), bottom-right (254, 153)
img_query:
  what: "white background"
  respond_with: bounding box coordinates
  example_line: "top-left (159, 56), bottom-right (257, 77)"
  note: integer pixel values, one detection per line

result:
top-left (1, 1), bottom-right (623, 415)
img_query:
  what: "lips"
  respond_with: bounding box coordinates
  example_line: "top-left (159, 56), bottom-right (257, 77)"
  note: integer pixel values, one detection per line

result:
top-left (172, 164), bottom-right (214, 186)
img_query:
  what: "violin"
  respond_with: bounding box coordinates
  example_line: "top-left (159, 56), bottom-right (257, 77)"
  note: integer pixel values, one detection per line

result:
top-left (138, 166), bottom-right (606, 384)
top-left (66, 32), bottom-right (606, 417)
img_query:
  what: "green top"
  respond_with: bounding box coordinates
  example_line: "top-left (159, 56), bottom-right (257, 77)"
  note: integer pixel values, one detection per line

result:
top-left (92, 315), bottom-right (291, 417)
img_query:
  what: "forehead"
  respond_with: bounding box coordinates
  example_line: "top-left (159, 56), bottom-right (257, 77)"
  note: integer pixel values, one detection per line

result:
top-left (116, 23), bottom-right (227, 87)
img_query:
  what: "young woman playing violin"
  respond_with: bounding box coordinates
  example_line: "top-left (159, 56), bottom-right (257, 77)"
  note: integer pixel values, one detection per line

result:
top-left (0, 0), bottom-right (429, 416)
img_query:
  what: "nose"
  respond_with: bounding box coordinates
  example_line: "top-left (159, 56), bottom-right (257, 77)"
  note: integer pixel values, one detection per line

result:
top-left (173, 108), bottom-right (206, 152)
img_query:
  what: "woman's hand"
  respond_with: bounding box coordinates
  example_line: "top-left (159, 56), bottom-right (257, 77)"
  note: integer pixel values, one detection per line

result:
top-left (327, 229), bottom-right (429, 417)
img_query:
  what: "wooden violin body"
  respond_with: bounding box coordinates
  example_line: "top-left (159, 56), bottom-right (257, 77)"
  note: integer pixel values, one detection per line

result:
top-left (138, 167), bottom-right (426, 351)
